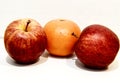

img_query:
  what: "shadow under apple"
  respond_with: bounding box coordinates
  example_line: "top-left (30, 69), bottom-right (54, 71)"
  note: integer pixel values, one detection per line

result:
top-left (66, 57), bottom-right (119, 72)
top-left (6, 51), bottom-right (49, 67)
top-left (75, 59), bottom-right (108, 71)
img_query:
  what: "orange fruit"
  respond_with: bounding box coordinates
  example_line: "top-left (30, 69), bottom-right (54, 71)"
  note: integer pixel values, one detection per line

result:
top-left (44, 19), bottom-right (81, 57)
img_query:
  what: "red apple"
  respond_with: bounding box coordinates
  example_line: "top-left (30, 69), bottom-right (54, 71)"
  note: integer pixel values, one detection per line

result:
top-left (4, 18), bottom-right (47, 64)
top-left (75, 24), bottom-right (119, 69)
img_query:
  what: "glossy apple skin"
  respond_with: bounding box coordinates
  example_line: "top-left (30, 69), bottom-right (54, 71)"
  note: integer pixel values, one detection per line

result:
top-left (75, 24), bottom-right (119, 69)
top-left (4, 19), bottom-right (47, 64)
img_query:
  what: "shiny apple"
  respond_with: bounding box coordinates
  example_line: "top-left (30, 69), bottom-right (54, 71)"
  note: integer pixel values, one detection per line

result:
top-left (4, 18), bottom-right (47, 64)
top-left (75, 24), bottom-right (119, 69)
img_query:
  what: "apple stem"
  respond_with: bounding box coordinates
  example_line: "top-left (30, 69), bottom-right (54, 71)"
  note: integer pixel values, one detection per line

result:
top-left (25, 20), bottom-right (31, 32)
top-left (71, 32), bottom-right (78, 38)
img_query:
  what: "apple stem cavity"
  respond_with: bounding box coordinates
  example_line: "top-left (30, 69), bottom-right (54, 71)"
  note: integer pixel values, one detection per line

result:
top-left (59, 19), bottom-right (65, 21)
top-left (71, 32), bottom-right (78, 38)
top-left (25, 20), bottom-right (31, 32)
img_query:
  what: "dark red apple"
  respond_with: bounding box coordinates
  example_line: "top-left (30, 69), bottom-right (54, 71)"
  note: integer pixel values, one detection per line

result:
top-left (75, 24), bottom-right (119, 69)
top-left (4, 18), bottom-right (47, 64)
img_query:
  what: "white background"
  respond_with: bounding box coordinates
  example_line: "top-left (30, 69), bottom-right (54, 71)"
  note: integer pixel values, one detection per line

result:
top-left (0, 0), bottom-right (120, 83)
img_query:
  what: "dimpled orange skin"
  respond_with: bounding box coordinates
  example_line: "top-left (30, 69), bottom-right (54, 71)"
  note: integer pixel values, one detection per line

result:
top-left (44, 19), bottom-right (81, 56)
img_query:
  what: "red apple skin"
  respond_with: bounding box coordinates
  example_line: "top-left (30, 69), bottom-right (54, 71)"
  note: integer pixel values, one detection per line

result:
top-left (75, 24), bottom-right (119, 69)
top-left (4, 18), bottom-right (47, 64)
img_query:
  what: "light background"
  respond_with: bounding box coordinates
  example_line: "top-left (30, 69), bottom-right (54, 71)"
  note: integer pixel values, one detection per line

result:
top-left (0, 0), bottom-right (120, 83)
